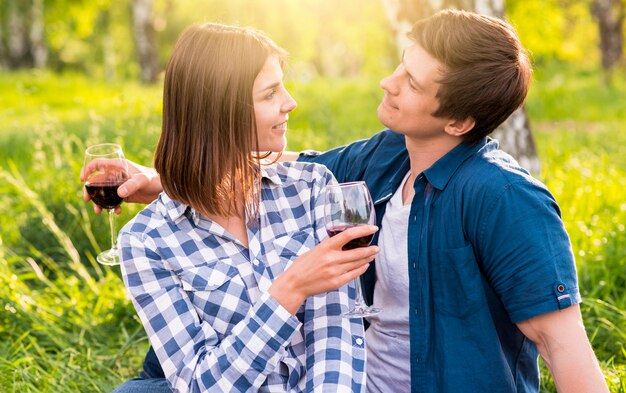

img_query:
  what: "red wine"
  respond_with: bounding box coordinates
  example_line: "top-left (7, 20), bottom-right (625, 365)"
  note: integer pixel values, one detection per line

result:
top-left (326, 225), bottom-right (373, 250)
top-left (86, 182), bottom-right (124, 209)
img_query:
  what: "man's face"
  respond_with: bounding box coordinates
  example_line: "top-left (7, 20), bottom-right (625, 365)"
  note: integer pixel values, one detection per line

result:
top-left (377, 44), bottom-right (450, 140)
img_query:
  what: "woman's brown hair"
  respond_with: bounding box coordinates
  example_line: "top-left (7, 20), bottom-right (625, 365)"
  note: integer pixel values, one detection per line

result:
top-left (154, 23), bottom-right (287, 219)
top-left (409, 10), bottom-right (532, 144)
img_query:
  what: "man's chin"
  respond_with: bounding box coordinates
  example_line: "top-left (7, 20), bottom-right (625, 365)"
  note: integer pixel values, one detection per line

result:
top-left (376, 109), bottom-right (394, 131)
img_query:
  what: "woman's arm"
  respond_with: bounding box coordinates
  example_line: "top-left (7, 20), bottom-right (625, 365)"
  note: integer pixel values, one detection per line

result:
top-left (121, 232), bottom-right (301, 392)
top-left (303, 167), bottom-right (366, 391)
top-left (303, 286), bottom-right (366, 391)
top-left (121, 225), bottom-right (377, 392)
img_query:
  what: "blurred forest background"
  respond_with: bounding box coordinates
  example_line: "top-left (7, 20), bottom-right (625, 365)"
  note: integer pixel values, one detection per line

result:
top-left (1, 0), bottom-right (625, 391)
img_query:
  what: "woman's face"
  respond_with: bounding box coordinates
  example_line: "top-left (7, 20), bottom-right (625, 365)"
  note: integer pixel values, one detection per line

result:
top-left (252, 56), bottom-right (297, 152)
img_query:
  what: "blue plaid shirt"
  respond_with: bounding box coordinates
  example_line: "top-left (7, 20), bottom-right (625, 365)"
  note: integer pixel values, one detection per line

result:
top-left (119, 162), bottom-right (366, 393)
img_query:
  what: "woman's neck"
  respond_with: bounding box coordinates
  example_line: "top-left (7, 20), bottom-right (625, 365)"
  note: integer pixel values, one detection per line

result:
top-left (204, 197), bottom-right (249, 248)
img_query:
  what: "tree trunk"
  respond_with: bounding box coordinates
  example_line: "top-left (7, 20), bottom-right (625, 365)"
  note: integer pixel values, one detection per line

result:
top-left (381, 0), bottom-right (540, 174)
top-left (98, 9), bottom-right (117, 81)
top-left (132, 0), bottom-right (159, 83)
top-left (0, 11), bottom-right (6, 69)
top-left (590, 0), bottom-right (625, 84)
top-left (7, 0), bottom-right (32, 69)
top-left (30, 0), bottom-right (47, 68)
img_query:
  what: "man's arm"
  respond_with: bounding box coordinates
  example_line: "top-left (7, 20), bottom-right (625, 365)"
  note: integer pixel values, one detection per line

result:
top-left (516, 305), bottom-right (608, 392)
top-left (81, 159), bottom-right (162, 214)
top-left (81, 153), bottom-right (299, 214)
top-left (81, 129), bottom-right (396, 212)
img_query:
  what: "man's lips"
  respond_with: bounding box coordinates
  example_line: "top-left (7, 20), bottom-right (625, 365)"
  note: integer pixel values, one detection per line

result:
top-left (381, 96), bottom-right (398, 110)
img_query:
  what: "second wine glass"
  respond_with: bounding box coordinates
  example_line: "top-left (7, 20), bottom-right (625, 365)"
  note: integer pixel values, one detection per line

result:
top-left (84, 143), bottom-right (129, 266)
top-left (324, 181), bottom-right (381, 318)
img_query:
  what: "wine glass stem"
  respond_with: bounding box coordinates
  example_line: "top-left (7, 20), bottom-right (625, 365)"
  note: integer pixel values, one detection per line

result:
top-left (108, 208), bottom-right (118, 254)
top-left (353, 276), bottom-right (368, 308)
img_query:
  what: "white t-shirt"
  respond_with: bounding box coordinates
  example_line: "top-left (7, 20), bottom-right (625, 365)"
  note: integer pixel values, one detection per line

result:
top-left (365, 172), bottom-right (411, 393)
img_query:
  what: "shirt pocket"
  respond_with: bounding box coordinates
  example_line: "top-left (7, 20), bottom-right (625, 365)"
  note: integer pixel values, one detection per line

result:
top-left (177, 261), bottom-right (249, 335)
top-left (178, 261), bottom-right (238, 291)
top-left (430, 244), bottom-right (484, 319)
top-left (271, 227), bottom-right (317, 266)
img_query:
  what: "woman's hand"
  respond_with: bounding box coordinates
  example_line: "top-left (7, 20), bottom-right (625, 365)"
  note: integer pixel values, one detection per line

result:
top-left (268, 225), bottom-right (379, 315)
top-left (81, 159), bottom-right (163, 214)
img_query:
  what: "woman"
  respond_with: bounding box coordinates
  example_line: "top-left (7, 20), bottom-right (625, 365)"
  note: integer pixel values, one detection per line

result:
top-left (115, 23), bottom-right (377, 392)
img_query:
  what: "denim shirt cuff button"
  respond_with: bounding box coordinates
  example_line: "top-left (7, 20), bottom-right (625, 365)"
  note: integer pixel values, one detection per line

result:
top-left (553, 281), bottom-right (572, 309)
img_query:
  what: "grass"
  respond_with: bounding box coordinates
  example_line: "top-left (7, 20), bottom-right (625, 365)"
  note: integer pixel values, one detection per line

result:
top-left (1, 62), bottom-right (625, 391)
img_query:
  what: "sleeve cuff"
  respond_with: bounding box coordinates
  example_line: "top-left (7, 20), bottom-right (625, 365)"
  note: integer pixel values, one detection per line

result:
top-left (508, 289), bottom-right (582, 324)
top-left (229, 292), bottom-right (302, 372)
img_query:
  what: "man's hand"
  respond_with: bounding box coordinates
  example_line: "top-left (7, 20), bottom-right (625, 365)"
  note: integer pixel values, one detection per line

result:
top-left (81, 159), bottom-right (162, 214)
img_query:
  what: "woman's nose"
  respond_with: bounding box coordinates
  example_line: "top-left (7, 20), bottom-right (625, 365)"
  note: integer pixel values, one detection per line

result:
top-left (282, 92), bottom-right (297, 113)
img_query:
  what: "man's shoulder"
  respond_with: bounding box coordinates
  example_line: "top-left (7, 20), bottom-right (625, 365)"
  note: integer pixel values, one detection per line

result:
top-left (301, 129), bottom-right (405, 162)
top-left (455, 142), bottom-right (550, 201)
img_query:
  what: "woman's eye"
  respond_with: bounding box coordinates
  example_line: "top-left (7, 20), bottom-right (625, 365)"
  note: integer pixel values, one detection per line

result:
top-left (266, 90), bottom-right (276, 99)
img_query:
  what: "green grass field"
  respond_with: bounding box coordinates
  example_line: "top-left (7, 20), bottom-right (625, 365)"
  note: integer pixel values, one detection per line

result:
top-left (1, 65), bottom-right (625, 391)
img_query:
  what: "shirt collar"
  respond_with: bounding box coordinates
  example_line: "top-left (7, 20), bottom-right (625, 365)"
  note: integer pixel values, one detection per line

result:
top-left (260, 164), bottom-right (282, 186)
top-left (159, 192), bottom-right (191, 223)
top-left (158, 165), bottom-right (282, 223)
top-left (423, 137), bottom-right (494, 191)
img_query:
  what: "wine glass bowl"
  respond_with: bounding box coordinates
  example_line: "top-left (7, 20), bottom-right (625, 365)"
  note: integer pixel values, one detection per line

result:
top-left (85, 173), bottom-right (126, 210)
top-left (324, 181), bottom-right (381, 318)
top-left (84, 143), bottom-right (128, 265)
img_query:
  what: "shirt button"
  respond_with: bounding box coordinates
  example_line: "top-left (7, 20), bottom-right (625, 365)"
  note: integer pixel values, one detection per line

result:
top-left (557, 284), bottom-right (565, 293)
top-left (355, 338), bottom-right (364, 346)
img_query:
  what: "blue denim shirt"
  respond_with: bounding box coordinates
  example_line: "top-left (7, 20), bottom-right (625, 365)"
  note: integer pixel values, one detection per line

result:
top-left (299, 129), bottom-right (581, 392)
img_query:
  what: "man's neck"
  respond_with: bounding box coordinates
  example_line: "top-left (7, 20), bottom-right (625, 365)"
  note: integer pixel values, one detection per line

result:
top-left (405, 134), bottom-right (462, 176)
top-left (401, 134), bottom-right (462, 205)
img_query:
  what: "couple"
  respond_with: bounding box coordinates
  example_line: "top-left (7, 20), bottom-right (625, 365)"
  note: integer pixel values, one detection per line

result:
top-left (82, 10), bottom-right (608, 393)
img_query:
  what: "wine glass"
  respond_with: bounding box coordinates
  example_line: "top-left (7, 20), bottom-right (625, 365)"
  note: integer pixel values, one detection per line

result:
top-left (324, 181), bottom-right (381, 318)
top-left (83, 143), bottom-right (128, 265)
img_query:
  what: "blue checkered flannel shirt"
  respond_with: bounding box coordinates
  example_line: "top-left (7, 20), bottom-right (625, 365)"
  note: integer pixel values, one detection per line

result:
top-left (119, 161), bottom-right (366, 392)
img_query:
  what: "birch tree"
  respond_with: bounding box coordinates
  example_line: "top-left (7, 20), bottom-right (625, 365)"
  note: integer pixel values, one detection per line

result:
top-left (382, 0), bottom-right (540, 173)
top-left (30, 0), bottom-right (47, 68)
top-left (591, 0), bottom-right (625, 85)
top-left (6, 0), bottom-right (31, 69)
top-left (132, 0), bottom-right (159, 83)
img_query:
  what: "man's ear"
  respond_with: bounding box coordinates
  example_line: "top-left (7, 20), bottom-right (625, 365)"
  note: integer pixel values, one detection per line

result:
top-left (444, 117), bottom-right (475, 137)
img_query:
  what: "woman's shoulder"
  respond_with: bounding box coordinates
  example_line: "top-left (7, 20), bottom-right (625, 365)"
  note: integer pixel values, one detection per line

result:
top-left (119, 194), bottom-right (173, 238)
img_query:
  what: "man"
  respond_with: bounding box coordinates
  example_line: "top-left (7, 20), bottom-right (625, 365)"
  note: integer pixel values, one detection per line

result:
top-left (85, 10), bottom-right (608, 393)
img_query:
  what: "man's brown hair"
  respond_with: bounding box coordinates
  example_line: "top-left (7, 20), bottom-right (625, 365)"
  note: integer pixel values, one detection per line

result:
top-left (409, 10), bottom-right (532, 143)
top-left (154, 23), bottom-right (286, 219)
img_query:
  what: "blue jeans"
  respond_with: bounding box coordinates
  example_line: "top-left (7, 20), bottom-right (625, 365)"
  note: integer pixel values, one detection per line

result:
top-left (111, 347), bottom-right (169, 393)
top-left (111, 378), bottom-right (170, 393)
